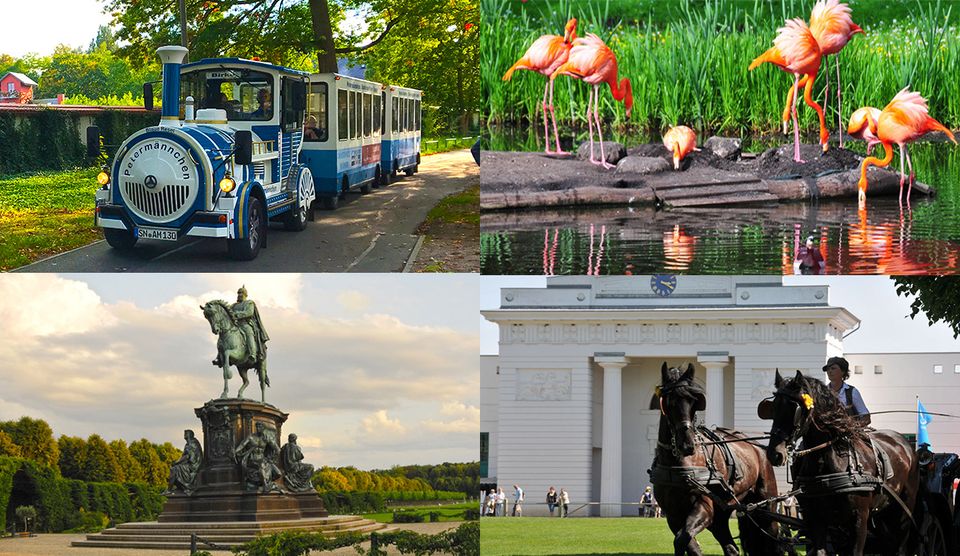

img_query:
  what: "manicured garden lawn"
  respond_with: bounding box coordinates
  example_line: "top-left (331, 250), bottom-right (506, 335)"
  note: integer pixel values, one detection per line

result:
top-left (480, 517), bottom-right (738, 556)
top-left (0, 168), bottom-right (100, 270)
top-left (364, 502), bottom-right (476, 524)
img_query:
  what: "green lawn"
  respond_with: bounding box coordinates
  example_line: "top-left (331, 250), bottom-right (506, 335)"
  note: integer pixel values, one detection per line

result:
top-left (0, 168), bottom-right (101, 270)
top-left (480, 517), bottom-right (739, 556)
top-left (363, 502), bottom-right (476, 524)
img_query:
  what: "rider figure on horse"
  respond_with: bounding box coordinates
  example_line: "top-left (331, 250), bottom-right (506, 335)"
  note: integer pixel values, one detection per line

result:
top-left (824, 356), bottom-right (871, 426)
top-left (231, 286), bottom-right (269, 362)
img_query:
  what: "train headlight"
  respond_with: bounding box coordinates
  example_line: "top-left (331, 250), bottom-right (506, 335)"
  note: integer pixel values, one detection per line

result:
top-left (97, 171), bottom-right (110, 186)
top-left (219, 174), bottom-right (236, 193)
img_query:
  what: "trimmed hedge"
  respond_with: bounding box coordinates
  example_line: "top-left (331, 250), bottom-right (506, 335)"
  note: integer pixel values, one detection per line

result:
top-left (0, 108), bottom-right (156, 175)
top-left (0, 456), bottom-right (163, 532)
top-left (317, 491), bottom-right (385, 515)
top-left (382, 490), bottom-right (465, 502)
top-left (232, 522), bottom-right (479, 556)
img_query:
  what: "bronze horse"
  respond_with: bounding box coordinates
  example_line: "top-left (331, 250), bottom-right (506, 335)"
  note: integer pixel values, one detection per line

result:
top-left (652, 363), bottom-right (783, 556)
top-left (201, 300), bottom-right (270, 401)
top-left (761, 370), bottom-right (918, 556)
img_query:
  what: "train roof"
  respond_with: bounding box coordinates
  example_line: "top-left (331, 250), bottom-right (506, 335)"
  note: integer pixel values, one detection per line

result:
top-left (182, 58), bottom-right (309, 76)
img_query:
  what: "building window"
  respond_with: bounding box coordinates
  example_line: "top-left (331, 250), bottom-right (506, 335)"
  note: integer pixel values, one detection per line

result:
top-left (853, 365), bottom-right (863, 375)
top-left (6, 82), bottom-right (13, 93)
top-left (934, 365), bottom-right (943, 374)
top-left (874, 365), bottom-right (883, 374)
top-left (480, 432), bottom-right (489, 478)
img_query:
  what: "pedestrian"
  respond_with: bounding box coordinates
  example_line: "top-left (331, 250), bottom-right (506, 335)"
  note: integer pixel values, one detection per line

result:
top-left (485, 490), bottom-right (496, 516)
top-left (559, 488), bottom-right (569, 517)
top-left (640, 485), bottom-right (655, 517)
top-left (546, 486), bottom-right (558, 517)
top-left (495, 487), bottom-right (506, 516)
top-left (512, 484), bottom-right (524, 516)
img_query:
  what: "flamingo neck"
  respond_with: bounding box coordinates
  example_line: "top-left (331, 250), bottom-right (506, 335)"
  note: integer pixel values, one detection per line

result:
top-left (859, 142), bottom-right (894, 183)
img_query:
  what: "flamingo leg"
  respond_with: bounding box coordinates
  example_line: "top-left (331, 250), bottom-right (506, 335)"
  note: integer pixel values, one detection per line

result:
top-left (791, 74), bottom-right (804, 163)
top-left (593, 85), bottom-right (612, 169)
top-left (548, 80), bottom-right (565, 154)
top-left (822, 56), bottom-right (830, 136)
top-left (585, 86), bottom-right (596, 164)
top-left (836, 55), bottom-right (844, 149)
top-left (782, 75), bottom-right (808, 135)
top-left (906, 147), bottom-right (915, 207)
top-left (898, 143), bottom-right (906, 207)
top-left (541, 82), bottom-right (552, 154)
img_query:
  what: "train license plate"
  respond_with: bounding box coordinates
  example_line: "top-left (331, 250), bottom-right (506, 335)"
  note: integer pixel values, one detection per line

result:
top-left (137, 227), bottom-right (178, 241)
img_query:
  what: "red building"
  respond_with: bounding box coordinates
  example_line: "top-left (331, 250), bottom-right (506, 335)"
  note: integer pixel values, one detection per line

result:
top-left (0, 72), bottom-right (38, 104)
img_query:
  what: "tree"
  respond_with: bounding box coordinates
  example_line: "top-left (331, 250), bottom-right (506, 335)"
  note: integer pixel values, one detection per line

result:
top-left (38, 45), bottom-right (158, 99)
top-left (110, 439), bottom-right (145, 484)
top-left (81, 434), bottom-right (123, 483)
top-left (0, 430), bottom-right (21, 458)
top-left (314, 467), bottom-right (350, 491)
top-left (0, 417), bottom-right (59, 470)
top-left (129, 439), bottom-right (167, 488)
top-left (89, 25), bottom-right (120, 53)
top-left (893, 277), bottom-right (960, 338)
top-left (58, 436), bottom-right (87, 480)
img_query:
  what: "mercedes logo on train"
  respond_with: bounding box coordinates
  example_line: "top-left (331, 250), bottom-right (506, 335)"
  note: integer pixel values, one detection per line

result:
top-left (144, 175), bottom-right (158, 190)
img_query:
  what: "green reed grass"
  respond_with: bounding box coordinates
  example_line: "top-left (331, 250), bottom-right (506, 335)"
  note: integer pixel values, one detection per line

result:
top-left (483, 0), bottom-right (960, 135)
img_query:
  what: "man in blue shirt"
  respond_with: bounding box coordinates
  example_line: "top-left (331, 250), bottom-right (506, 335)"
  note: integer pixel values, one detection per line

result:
top-left (824, 356), bottom-right (871, 425)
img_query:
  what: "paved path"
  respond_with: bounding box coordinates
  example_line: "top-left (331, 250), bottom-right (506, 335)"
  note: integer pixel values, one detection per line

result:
top-left (0, 522), bottom-right (463, 555)
top-left (15, 150), bottom-right (477, 273)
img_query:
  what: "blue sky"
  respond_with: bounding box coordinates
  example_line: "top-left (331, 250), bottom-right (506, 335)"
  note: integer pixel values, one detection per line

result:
top-left (479, 276), bottom-right (960, 354)
top-left (0, 274), bottom-right (479, 470)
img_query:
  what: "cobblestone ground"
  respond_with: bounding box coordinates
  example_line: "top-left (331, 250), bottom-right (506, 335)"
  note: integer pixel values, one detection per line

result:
top-left (0, 522), bottom-right (462, 556)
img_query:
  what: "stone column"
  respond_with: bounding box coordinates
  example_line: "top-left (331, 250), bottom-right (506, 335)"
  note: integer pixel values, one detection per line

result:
top-left (596, 354), bottom-right (627, 517)
top-left (698, 353), bottom-right (729, 428)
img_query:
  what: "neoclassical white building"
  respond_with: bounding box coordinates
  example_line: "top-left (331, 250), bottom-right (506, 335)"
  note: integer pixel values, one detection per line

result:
top-left (480, 276), bottom-right (960, 516)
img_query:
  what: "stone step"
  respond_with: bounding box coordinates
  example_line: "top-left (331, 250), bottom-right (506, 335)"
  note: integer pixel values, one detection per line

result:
top-left (73, 517), bottom-right (389, 550)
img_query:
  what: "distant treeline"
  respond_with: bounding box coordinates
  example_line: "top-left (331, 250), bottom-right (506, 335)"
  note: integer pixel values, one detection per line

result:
top-left (0, 417), bottom-right (181, 489)
top-left (313, 462), bottom-right (479, 497)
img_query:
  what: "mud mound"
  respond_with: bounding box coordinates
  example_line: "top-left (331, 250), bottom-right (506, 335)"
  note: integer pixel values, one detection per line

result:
top-left (754, 144), bottom-right (863, 179)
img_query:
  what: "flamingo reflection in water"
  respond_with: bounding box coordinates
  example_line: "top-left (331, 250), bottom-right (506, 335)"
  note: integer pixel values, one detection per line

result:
top-left (540, 225), bottom-right (606, 275)
top-left (662, 225), bottom-right (697, 271)
top-left (846, 205), bottom-right (957, 274)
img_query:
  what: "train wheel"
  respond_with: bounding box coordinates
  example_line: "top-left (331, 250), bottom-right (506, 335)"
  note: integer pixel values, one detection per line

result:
top-left (227, 197), bottom-right (264, 260)
top-left (404, 165), bottom-right (415, 176)
top-left (104, 228), bottom-right (138, 250)
top-left (284, 167), bottom-right (314, 231)
top-left (918, 512), bottom-right (947, 556)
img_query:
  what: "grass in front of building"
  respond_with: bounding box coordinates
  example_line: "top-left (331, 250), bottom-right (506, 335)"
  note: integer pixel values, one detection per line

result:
top-left (0, 168), bottom-right (101, 270)
top-left (480, 516), bottom-right (737, 555)
top-left (363, 502), bottom-right (476, 524)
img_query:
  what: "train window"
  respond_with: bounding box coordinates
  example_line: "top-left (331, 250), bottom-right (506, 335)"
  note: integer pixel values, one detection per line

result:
top-left (280, 77), bottom-right (305, 132)
top-left (373, 93), bottom-right (381, 135)
top-left (405, 98), bottom-right (411, 132)
top-left (353, 91), bottom-right (360, 140)
top-left (392, 97), bottom-right (399, 134)
top-left (363, 93), bottom-right (371, 137)
top-left (338, 90), bottom-right (348, 141)
top-left (415, 99), bottom-right (421, 131)
top-left (180, 68), bottom-right (272, 121)
top-left (305, 83), bottom-right (328, 142)
top-left (349, 91), bottom-right (356, 139)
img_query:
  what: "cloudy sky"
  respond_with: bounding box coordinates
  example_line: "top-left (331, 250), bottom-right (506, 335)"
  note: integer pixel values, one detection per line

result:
top-left (0, 274), bottom-right (479, 470)
top-left (479, 276), bottom-right (960, 354)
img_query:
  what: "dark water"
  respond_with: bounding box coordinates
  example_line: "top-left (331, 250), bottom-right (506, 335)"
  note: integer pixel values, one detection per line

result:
top-left (481, 128), bottom-right (960, 275)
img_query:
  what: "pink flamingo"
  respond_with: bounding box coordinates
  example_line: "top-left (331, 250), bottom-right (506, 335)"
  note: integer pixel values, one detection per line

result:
top-left (809, 0), bottom-right (863, 149)
top-left (551, 33), bottom-right (633, 169)
top-left (662, 126), bottom-right (698, 170)
top-left (503, 19), bottom-right (578, 154)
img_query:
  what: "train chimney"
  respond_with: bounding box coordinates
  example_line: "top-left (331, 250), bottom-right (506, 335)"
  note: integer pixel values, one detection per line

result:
top-left (156, 45), bottom-right (189, 126)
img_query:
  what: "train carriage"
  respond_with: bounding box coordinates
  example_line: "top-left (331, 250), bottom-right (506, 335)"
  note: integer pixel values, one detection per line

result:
top-left (92, 45), bottom-right (425, 261)
top-left (381, 85), bottom-right (422, 183)
top-left (300, 73), bottom-right (383, 209)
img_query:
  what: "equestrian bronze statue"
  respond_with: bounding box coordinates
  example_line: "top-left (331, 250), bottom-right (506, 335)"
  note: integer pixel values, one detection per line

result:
top-left (201, 286), bottom-right (270, 402)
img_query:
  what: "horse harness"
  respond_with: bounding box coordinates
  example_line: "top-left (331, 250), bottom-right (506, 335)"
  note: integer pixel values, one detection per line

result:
top-left (649, 426), bottom-right (743, 504)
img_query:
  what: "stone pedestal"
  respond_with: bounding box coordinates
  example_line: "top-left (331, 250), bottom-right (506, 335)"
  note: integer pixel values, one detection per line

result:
top-left (159, 398), bottom-right (328, 522)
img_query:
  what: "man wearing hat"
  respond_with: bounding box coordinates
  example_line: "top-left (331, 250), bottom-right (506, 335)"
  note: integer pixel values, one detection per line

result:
top-left (824, 356), bottom-right (870, 425)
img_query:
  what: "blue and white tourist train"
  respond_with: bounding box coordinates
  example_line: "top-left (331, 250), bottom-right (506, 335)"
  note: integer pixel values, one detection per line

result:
top-left (92, 46), bottom-right (423, 260)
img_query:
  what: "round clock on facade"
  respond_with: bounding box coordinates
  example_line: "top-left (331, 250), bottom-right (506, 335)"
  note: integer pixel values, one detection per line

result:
top-left (650, 274), bottom-right (677, 297)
